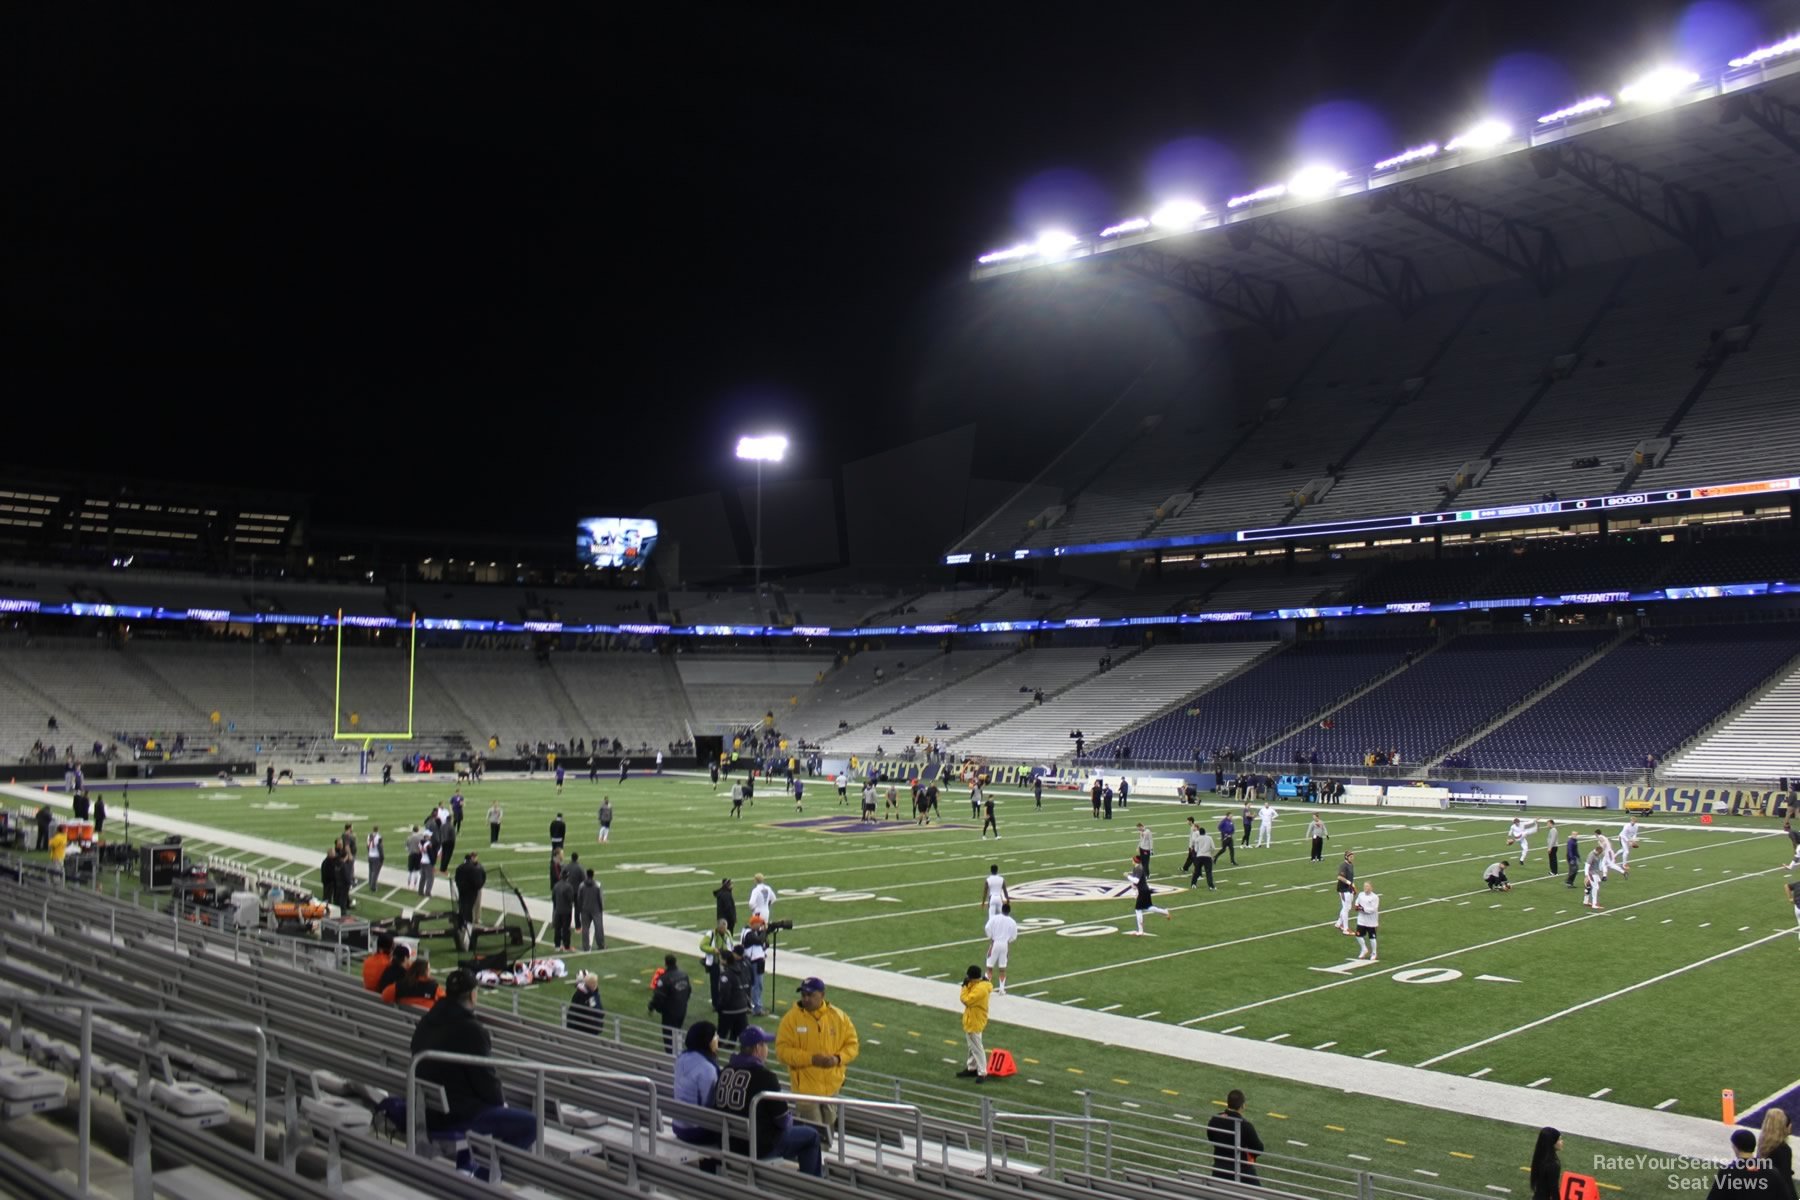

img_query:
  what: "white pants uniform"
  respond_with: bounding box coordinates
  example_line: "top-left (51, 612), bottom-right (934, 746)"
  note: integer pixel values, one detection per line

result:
top-left (986, 942), bottom-right (1010, 970)
top-left (1616, 840), bottom-right (1632, 868)
top-left (1600, 849), bottom-right (1620, 878)
top-left (988, 899), bottom-right (1005, 919)
top-left (1517, 835), bottom-right (1531, 861)
top-left (1337, 890), bottom-right (1354, 931)
top-left (1256, 820), bottom-right (1273, 848)
top-left (1584, 866), bottom-right (1602, 907)
top-left (1793, 903), bottom-right (1800, 941)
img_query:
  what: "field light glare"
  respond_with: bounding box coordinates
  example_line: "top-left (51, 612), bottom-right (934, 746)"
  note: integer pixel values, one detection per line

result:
top-left (735, 434), bottom-right (789, 463)
top-left (1730, 34), bottom-right (1800, 69)
top-left (1445, 119), bottom-right (1511, 152)
top-left (1619, 66), bottom-right (1700, 104)
top-left (1100, 217), bottom-right (1151, 237)
top-left (1150, 198), bottom-right (1207, 229)
top-left (1034, 229), bottom-right (1081, 255)
top-left (1537, 96), bottom-right (1613, 124)
top-left (1288, 165), bottom-right (1349, 198)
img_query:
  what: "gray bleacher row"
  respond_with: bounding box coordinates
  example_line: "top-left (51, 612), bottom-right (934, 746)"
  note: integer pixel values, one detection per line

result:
top-left (963, 227), bottom-right (1800, 555)
top-left (0, 865), bottom-right (1495, 1200)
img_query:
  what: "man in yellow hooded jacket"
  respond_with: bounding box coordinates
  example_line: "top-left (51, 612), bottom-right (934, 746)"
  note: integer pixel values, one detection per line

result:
top-left (958, 965), bottom-right (992, 1082)
top-left (775, 976), bottom-right (859, 1146)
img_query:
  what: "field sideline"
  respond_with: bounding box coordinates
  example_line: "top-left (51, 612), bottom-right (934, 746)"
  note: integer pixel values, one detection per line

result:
top-left (15, 771), bottom-right (1794, 1191)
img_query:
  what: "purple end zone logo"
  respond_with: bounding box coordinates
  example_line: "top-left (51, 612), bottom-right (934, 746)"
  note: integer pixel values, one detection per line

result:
top-left (1010, 877), bottom-right (1184, 901)
top-left (772, 816), bottom-right (973, 835)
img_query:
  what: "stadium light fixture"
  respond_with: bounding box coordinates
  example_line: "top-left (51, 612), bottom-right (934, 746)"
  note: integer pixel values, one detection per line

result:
top-left (1227, 183), bottom-right (1287, 209)
top-left (1373, 143), bottom-right (1439, 171)
top-left (1445, 119), bottom-right (1512, 152)
top-left (736, 433), bottom-right (790, 591)
top-left (1100, 217), bottom-right (1151, 237)
top-left (1034, 229), bottom-right (1081, 257)
top-left (1537, 96), bottom-right (1614, 124)
top-left (1619, 65), bottom-right (1700, 104)
top-left (1287, 165), bottom-right (1349, 199)
top-left (977, 243), bottom-right (1036, 265)
top-left (1150, 198), bottom-right (1207, 230)
top-left (735, 434), bottom-right (788, 463)
top-left (1730, 34), bottom-right (1800, 69)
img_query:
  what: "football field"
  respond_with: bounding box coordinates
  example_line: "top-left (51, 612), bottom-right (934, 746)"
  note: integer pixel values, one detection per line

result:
top-left (69, 770), bottom-right (1797, 1191)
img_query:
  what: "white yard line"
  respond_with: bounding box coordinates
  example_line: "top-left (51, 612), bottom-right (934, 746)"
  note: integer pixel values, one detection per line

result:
top-left (1415, 929), bottom-right (1791, 1068)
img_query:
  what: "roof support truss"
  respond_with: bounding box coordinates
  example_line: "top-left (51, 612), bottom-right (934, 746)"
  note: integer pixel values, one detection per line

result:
top-left (1373, 183), bottom-right (1567, 296)
top-left (1111, 243), bottom-right (1300, 339)
top-left (1228, 215), bottom-right (1427, 317)
top-left (1721, 90), bottom-right (1800, 159)
top-left (1531, 142), bottom-right (1721, 264)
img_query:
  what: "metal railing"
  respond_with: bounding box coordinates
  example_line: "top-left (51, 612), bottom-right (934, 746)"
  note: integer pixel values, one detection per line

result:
top-left (2, 997), bottom-right (268, 1194)
top-left (405, 1050), bottom-right (658, 1157)
top-left (983, 1100), bottom-right (1112, 1179)
top-left (748, 1091), bottom-right (924, 1170)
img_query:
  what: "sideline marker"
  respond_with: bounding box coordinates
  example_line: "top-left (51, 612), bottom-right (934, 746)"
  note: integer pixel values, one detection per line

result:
top-left (1721, 1088), bottom-right (1735, 1126)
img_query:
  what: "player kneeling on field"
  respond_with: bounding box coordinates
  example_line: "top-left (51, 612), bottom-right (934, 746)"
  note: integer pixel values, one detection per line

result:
top-left (1483, 861), bottom-right (1512, 892)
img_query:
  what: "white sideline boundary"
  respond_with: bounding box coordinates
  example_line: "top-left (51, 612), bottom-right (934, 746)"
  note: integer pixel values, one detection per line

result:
top-left (8, 782), bottom-right (1750, 1164)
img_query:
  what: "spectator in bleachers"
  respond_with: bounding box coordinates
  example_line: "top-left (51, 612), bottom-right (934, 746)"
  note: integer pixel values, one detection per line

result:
top-left (672, 1020), bottom-right (723, 1161)
top-left (1206, 1089), bottom-right (1264, 1183)
top-left (363, 932), bottom-right (396, 992)
top-left (715, 1025), bottom-right (822, 1176)
top-left (386, 958), bottom-right (442, 1010)
top-left (408, 968), bottom-right (537, 1156)
top-left (376, 944), bottom-right (411, 994)
top-left (566, 970), bottom-right (605, 1036)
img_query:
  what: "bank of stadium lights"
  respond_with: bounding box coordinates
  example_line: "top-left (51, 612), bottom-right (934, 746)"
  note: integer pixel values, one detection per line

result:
top-left (1731, 34), bottom-right (1800, 69)
top-left (979, 33), bottom-right (1791, 263)
top-left (977, 228), bottom-right (1082, 264)
top-left (1618, 65), bottom-right (1701, 105)
top-left (1100, 217), bottom-right (1150, 237)
top-left (1373, 143), bottom-right (1440, 171)
top-left (1444, 119), bottom-right (1511, 153)
top-left (1537, 96), bottom-right (1613, 125)
top-left (1150, 198), bottom-right (1207, 230)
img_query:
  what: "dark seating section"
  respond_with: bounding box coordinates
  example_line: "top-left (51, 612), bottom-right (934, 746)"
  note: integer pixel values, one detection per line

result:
top-left (1257, 629), bottom-right (1614, 767)
top-left (1659, 537), bottom-right (1800, 588)
top-left (1475, 539), bottom-right (1679, 599)
top-left (1097, 637), bottom-right (1431, 764)
top-left (1342, 556), bottom-right (1507, 605)
top-left (1461, 624), bottom-right (1800, 774)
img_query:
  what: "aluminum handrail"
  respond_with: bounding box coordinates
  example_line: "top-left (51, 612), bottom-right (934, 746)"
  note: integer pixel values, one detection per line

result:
top-left (405, 1049), bottom-right (658, 1157)
top-left (747, 1090), bottom-right (924, 1169)
top-left (985, 1105), bottom-right (1113, 1179)
top-left (3, 997), bottom-right (268, 1194)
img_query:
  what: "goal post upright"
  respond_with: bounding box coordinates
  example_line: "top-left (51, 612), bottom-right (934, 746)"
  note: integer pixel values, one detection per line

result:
top-left (333, 608), bottom-right (419, 742)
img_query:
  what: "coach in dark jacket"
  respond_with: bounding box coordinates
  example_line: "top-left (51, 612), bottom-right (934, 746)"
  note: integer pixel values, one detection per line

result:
top-left (714, 878), bottom-right (737, 931)
top-left (1206, 1089), bottom-right (1264, 1183)
top-left (454, 853), bottom-right (486, 926)
top-left (408, 969), bottom-right (536, 1147)
top-left (649, 954), bottom-right (692, 1052)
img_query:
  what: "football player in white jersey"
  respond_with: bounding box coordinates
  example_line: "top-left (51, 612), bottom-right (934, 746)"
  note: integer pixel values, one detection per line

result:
top-left (1616, 817), bottom-right (1641, 869)
top-left (1352, 881), bottom-right (1380, 961)
top-left (978, 864), bottom-right (1010, 920)
top-left (1507, 816), bottom-right (1538, 863)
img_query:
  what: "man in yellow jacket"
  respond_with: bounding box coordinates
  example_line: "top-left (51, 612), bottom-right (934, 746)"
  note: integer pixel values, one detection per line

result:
top-left (958, 965), bottom-right (992, 1082)
top-left (775, 976), bottom-right (859, 1147)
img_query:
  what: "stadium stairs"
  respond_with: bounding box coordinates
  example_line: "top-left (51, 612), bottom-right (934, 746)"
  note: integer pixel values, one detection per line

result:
top-left (1657, 649), bottom-right (1800, 784)
top-left (1418, 627), bottom-right (1634, 776)
top-left (0, 864), bottom-right (1466, 1200)
top-left (1245, 634), bottom-right (1451, 761)
top-left (1078, 639), bottom-right (1290, 757)
top-left (817, 645), bottom-right (1029, 752)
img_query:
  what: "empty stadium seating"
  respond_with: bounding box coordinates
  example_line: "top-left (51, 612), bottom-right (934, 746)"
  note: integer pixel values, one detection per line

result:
top-left (1659, 656), bottom-right (1800, 783)
top-left (1257, 629), bottom-right (1616, 767)
top-left (949, 641), bottom-right (1277, 761)
top-left (1459, 624), bottom-right (1800, 774)
top-left (822, 647), bottom-right (1106, 754)
top-left (1096, 637), bottom-right (1431, 765)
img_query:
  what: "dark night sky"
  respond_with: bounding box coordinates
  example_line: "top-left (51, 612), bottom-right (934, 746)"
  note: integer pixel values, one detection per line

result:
top-left (2, 1), bottom-right (1783, 537)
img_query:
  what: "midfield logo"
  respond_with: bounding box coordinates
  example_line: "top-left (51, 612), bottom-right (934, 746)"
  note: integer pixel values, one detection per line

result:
top-left (1009, 876), bottom-right (1184, 902)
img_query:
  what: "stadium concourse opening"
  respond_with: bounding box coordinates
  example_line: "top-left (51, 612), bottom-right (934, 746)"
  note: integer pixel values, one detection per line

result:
top-left (12, 6), bottom-right (1800, 1198)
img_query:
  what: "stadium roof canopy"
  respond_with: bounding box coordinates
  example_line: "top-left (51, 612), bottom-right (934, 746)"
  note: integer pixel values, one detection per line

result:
top-left (971, 55), bottom-right (1800, 332)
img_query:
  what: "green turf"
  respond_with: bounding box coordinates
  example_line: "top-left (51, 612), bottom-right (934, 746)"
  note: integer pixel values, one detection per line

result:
top-left (77, 770), bottom-right (1792, 1193)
